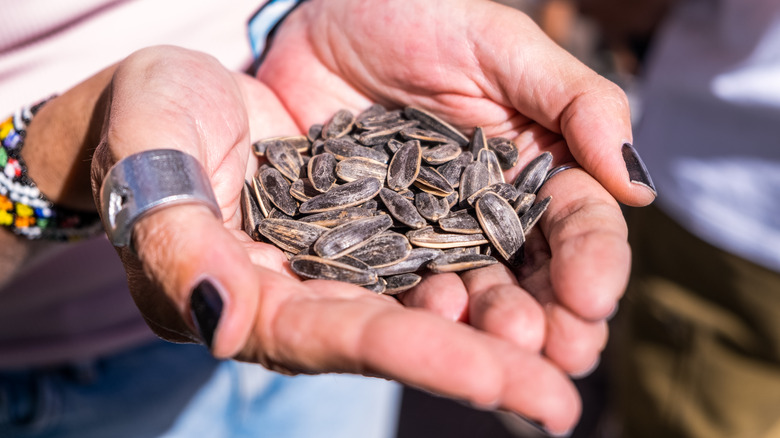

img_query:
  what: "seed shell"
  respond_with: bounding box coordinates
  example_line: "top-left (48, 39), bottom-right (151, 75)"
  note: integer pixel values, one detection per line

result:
top-left (513, 151), bottom-right (553, 194)
top-left (374, 247), bottom-right (443, 276)
top-left (382, 273), bottom-right (422, 295)
top-left (259, 167), bottom-right (298, 217)
top-left (478, 148), bottom-right (505, 185)
top-left (386, 140), bottom-right (422, 191)
top-left (475, 192), bottom-right (525, 264)
top-left (414, 192), bottom-right (450, 222)
top-left (308, 152), bottom-right (338, 192)
top-left (459, 161), bottom-right (490, 207)
top-left (414, 166), bottom-right (454, 196)
top-left (349, 232), bottom-right (412, 268)
top-left (436, 151), bottom-right (472, 188)
top-left (289, 254), bottom-right (378, 285)
top-left (241, 181), bottom-right (263, 241)
top-left (487, 137), bottom-right (519, 170)
top-left (336, 157), bottom-right (388, 182)
top-left (324, 137), bottom-right (389, 163)
top-left (300, 177), bottom-right (382, 214)
top-left (298, 207), bottom-right (379, 228)
top-left (313, 214), bottom-right (394, 259)
top-left (406, 226), bottom-right (489, 249)
top-left (379, 188), bottom-right (427, 229)
top-left (258, 218), bottom-right (328, 254)
top-left (438, 210), bottom-right (482, 234)
top-left (421, 143), bottom-right (463, 165)
top-left (427, 252), bottom-right (499, 273)
top-left (520, 195), bottom-right (552, 234)
top-left (322, 109), bottom-right (355, 139)
top-left (266, 139), bottom-right (305, 182)
top-left (403, 106), bottom-right (469, 146)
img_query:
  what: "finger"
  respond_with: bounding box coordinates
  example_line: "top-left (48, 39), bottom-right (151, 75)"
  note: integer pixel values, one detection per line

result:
top-left (125, 205), bottom-right (259, 359)
top-left (471, 1), bottom-right (656, 206)
top-left (537, 167), bottom-right (631, 321)
top-left (396, 272), bottom-right (469, 322)
top-left (544, 305), bottom-right (609, 376)
top-left (251, 278), bottom-right (580, 435)
top-left (459, 264), bottom-right (547, 353)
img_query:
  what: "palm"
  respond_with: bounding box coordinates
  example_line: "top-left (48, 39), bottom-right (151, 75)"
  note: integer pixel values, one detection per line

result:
top-left (257, 0), bottom-right (627, 373)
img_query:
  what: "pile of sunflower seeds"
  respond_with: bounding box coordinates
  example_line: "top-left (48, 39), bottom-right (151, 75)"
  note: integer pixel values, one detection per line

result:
top-left (241, 105), bottom-right (553, 295)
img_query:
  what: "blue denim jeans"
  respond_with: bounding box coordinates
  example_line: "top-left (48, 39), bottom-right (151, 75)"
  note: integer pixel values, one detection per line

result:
top-left (0, 339), bottom-right (401, 438)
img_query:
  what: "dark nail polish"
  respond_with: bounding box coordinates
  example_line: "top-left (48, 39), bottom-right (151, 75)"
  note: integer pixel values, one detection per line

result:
top-left (622, 142), bottom-right (656, 195)
top-left (189, 280), bottom-right (223, 349)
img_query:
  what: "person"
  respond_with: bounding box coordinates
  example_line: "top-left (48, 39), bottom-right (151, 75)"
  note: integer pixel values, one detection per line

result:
top-left (0, 0), bottom-right (655, 437)
top-left (577, 0), bottom-right (780, 436)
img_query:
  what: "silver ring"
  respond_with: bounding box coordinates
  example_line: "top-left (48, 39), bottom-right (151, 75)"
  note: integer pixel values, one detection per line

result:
top-left (100, 149), bottom-right (221, 248)
top-left (544, 162), bottom-right (581, 183)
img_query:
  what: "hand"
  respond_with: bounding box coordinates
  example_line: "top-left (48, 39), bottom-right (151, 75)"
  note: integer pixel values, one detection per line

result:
top-left (89, 46), bottom-right (580, 435)
top-left (257, 0), bottom-right (634, 418)
top-left (258, 0), bottom-right (656, 205)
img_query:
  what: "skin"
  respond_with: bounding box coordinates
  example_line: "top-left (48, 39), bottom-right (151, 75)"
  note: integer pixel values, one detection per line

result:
top-left (1, 0), bottom-right (654, 434)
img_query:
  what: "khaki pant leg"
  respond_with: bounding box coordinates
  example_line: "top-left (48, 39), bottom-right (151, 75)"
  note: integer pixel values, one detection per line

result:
top-left (612, 205), bottom-right (780, 438)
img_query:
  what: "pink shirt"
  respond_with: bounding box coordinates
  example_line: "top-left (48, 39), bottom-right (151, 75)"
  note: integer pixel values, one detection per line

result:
top-left (0, 0), bottom-right (263, 368)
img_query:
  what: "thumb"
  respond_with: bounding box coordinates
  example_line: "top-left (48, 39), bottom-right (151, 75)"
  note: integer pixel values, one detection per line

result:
top-left (122, 204), bottom-right (260, 359)
top-left (473, 2), bottom-right (656, 206)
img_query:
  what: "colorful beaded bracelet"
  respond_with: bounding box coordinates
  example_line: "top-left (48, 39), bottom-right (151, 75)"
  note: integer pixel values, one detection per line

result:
top-left (0, 97), bottom-right (102, 241)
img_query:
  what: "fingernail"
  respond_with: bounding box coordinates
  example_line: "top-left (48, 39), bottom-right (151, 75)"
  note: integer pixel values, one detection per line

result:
top-left (516, 416), bottom-right (573, 437)
top-left (622, 142), bottom-right (656, 195)
top-left (189, 279), bottom-right (224, 349)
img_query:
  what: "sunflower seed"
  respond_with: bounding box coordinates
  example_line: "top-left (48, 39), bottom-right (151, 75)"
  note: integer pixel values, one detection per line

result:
top-left (513, 192), bottom-right (536, 216)
top-left (313, 214), bottom-right (394, 259)
top-left (414, 192), bottom-right (449, 222)
top-left (400, 128), bottom-right (453, 144)
top-left (466, 183), bottom-right (521, 206)
top-left (478, 148), bottom-right (505, 185)
top-left (382, 273), bottom-right (422, 295)
top-left (438, 209), bottom-right (482, 234)
top-left (308, 124), bottom-right (323, 142)
top-left (298, 207), bottom-right (380, 227)
top-left (421, 143), bottom-right (463, 165)
top-left (374, 247), bottom-right (443, 276)
top-left (386, 140), bottom-right (422, 191)
top-left (406, 226), bottom-right (489, 249)
top-left (266, 139), bottom-right (305, 182)
top-left (355, 120), bottom-right (419, 146)
top-left (427, 252), bottom-right (499, 273)
top-left (290, 178), bottom-right (320, 202)
top-left (324, 137), bottom-right (389, 163)
top-left (469, 126), bottom-right (488, 156)
top-left (349, 231), bottom-right (412, 267)
top-left (289, 254), bottom-right (378, 285)
top-left (336, 157), bottom-right (388, 182)
top-left (322, 109), bottom-right (355, 139)
top-left (436, 151), bottom-right (472, 188)
top-left (241, 181), bottom-right (263, 241)
top-left (414, 166), bottom-right (454, 196)
top-left (520, 195), bottom-right (552, 234)
top-left (459, 161), bottom-right (490, 206)
top-left (476, 192), bottom-right (525, 264)
top-left (379, 188), bottom-right (427, 229)
top-left (307, 152), bottom-right (338, 193)
top-left (487, 137), bottom-right (519, 170)
top-left (259, 167), bottom-right (298, 217)
top-left (300, 177), bottom-right (382, 214)
top-left (514, 151), bottom-right (553, 194)
top-left (258, 218), bottom-right (328, 254)
top-left (403, 106), bottom-right (469, 146)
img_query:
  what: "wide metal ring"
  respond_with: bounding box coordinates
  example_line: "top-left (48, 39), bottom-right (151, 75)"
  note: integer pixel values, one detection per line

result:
top-left (100, 149), bottom-right (221, 248)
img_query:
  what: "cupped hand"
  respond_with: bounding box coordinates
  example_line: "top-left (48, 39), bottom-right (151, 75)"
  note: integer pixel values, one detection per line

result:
top-left (90, 46), bottom-right (582, 435)
top-left (257, 0), bottom-right (633, 376)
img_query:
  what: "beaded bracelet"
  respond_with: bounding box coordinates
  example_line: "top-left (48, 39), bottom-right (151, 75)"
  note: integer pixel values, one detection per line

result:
top-left (0, 97), bottom-right (102, 241)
